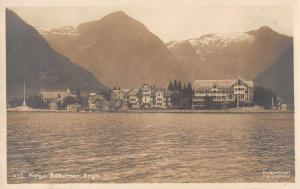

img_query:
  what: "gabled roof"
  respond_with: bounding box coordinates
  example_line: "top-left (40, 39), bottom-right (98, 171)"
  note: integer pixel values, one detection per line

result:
top-left (193, 79), bottom-right (236, 89)
top-left (193, 78), bottom-right (253, 89)
top-left (128, 88), bottom-right (140, 95)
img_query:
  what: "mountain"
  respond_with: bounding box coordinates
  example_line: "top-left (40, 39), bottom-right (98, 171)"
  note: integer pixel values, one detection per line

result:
top-left (36, 26), bottom-right (79, 38)
top-left (167, 26), bottom-right (293, 82)
top-left (254, 47), bottom-right (294, 104)
top-left (6, 9), bottom-right (106, 98)
top-left (39, 11), bottom-right (186, 88)
top-left (36, 11), bottom-right (293, 103)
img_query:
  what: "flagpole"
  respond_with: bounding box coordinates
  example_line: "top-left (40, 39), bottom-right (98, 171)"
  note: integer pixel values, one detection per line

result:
top-left (23, 80), bottom-right (26, 106)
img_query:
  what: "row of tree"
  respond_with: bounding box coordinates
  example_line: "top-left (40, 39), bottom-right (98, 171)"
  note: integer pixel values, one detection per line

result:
top-left (8, 95), bottom-right (48, 109)
top-left (167, 80), bottom-right (194, 109)
top-left (8, 95), bottom-right (80, 109)
top-left (253, 87), bottom-right (278, 109)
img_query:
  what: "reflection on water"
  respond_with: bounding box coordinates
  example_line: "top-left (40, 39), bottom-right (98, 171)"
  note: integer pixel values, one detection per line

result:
top-left (7, 112), bottom-right (294, 183)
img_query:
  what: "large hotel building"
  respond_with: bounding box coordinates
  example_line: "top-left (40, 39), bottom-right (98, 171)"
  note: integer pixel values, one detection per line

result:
top-left (192, 78), bottom-right (254, 109)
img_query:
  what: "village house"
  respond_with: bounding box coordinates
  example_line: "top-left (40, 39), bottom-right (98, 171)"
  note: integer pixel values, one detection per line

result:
top-left (192, 78), bottom-right (254, 109)
top-left (128, 89), bottom-right (141, 109)
top-left (95, 100), bottom-right (113, 112)
top-left (164, 90), bottom-right (174, 108)
top-left (141, 83), bottom-right (155, 108)
top-left (88, 92), bottom-right (107, 111)
top-left (155, 89), bottom-right (167, 109)
top-left (276, 96), bottom-right (288, 111)
top-left (110, 89), bottom-right (129, 110)
top-left (108, 84), bottom-right (175, 110)
top-left (106, 78), bottom-right (256, 111)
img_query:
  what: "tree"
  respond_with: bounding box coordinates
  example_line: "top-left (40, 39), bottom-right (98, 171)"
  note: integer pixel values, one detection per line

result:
top-left (72, 89), bottom-right (81, 103)
top-left (178, 80), bottom-right (182, 92)
top-left (167, 81), bottom-right (174, 91)
top-left (173, 80), bottom-right (178, 91)
top-left (27, 95), bottom-right (48, 109)
top-left (8, 97), bottom-right (22, 107)
top-left (186, 82), bottom-right (193, 108)
top-left (63, 96), bottom-right (76, 108)
top-left (170, 92), bottom-right (180, 108)
top-left (182, 84), bottom-right (187, 96)
top-left (167, 80), bottom-right (194, 109)
top-left (186, 82), bottom-right (192, 91)
top-left (100, 89), bottom-right (112, 101)
top-left (253, 87), bottom-right (277, 109)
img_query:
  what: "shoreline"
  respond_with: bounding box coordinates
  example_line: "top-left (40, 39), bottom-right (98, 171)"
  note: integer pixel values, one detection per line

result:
top-left (109, 109), bottom-right (292, 114)
top-left (7, 109), bottom-right (292, 114)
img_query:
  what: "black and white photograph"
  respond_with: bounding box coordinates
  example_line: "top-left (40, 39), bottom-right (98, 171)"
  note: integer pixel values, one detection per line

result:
top-left (0, 0), bottom-right (299, 188)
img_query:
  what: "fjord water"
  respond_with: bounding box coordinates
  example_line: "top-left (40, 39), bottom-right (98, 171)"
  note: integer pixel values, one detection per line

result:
top-left (7, 112), bottom-right (294, 183)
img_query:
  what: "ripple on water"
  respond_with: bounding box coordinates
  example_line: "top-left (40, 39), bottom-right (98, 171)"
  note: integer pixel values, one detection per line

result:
top-left (7, 112), bottom-right (294, 183)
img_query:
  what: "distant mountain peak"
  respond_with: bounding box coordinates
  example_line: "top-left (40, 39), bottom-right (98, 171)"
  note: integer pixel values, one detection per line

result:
top-left (42, 10), bottom-right (185, 88)
top-left (105, 11), bottom-right (128, 18)
top-left (75, 10), bottom-right (147, 37)
top-left (100, 10), bottom-right (144, 28)
top-left (248, 25), bottom-right (283, 37)
top-left (257, 26), bottom-right (274, 32)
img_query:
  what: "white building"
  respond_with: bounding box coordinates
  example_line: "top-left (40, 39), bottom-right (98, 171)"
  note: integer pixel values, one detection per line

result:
top-left (110, 89), bottom-right (129, 110)
top-left (41, 88), bottom-right (75, 104)
top-left (276, 96), bottom-right (288, 111)
top-left (128, 89), bottom-right (141, 109)
top-left (155, 89), bottom-right (167, 109)
top-left (141, 83), bottom-right (155, 108)
top-left (88, 92), bottom-right (106, 111)
top-left (111, 89), bottom-right (124, 101)
top-left (192, 78), bottom-right (254, 109)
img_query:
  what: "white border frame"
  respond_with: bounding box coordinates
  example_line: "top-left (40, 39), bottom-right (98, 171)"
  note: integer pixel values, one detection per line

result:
top-left (0, 0), bottom-right (299, 189)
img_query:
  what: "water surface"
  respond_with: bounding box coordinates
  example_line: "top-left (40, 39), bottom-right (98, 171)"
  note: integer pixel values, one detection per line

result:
top-left (7, 112), bottom-right (294, 183)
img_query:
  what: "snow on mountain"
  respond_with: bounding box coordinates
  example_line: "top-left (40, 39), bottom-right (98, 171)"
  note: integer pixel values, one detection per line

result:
top-left (166, 40), bottom-right (188, 49)
top-left (168, 32), bottom-right (255, 55)
top-left (166, 26), bottom-right (293, 96)
top-left (196, 33), bottom-right (254, 46)
top-left (36, 26), bottom-right (79, 38)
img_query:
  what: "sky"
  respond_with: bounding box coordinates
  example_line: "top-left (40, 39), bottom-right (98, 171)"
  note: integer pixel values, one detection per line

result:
top-left (10, 4), bottom-right (293, 42)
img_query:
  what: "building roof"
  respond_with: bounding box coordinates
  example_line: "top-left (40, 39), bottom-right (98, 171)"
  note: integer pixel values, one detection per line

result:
top-left (155, 88), bottom-right (165, 92)
top-left (244, 80), bottom-right (254, 87)
top-left (128, 88), bottom-right (140, 95)
top-left (193, 78), bottom-right (253, 89)
top-left (277, 96), bottom-right (285, 103)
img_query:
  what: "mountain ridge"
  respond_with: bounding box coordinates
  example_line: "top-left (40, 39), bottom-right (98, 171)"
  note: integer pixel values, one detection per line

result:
top-left (41, 11), bottom-right (186, 88)
top-left (34, 11), bottom-right (293, 103)
top-left (6, 9), bottom-right (107, 98)
top-left (167, 25), bottom-right (292, 78)
top-left (166, 26), bottom-right (293, 102)
top-left (254, 47), bottom-right (294, 104)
